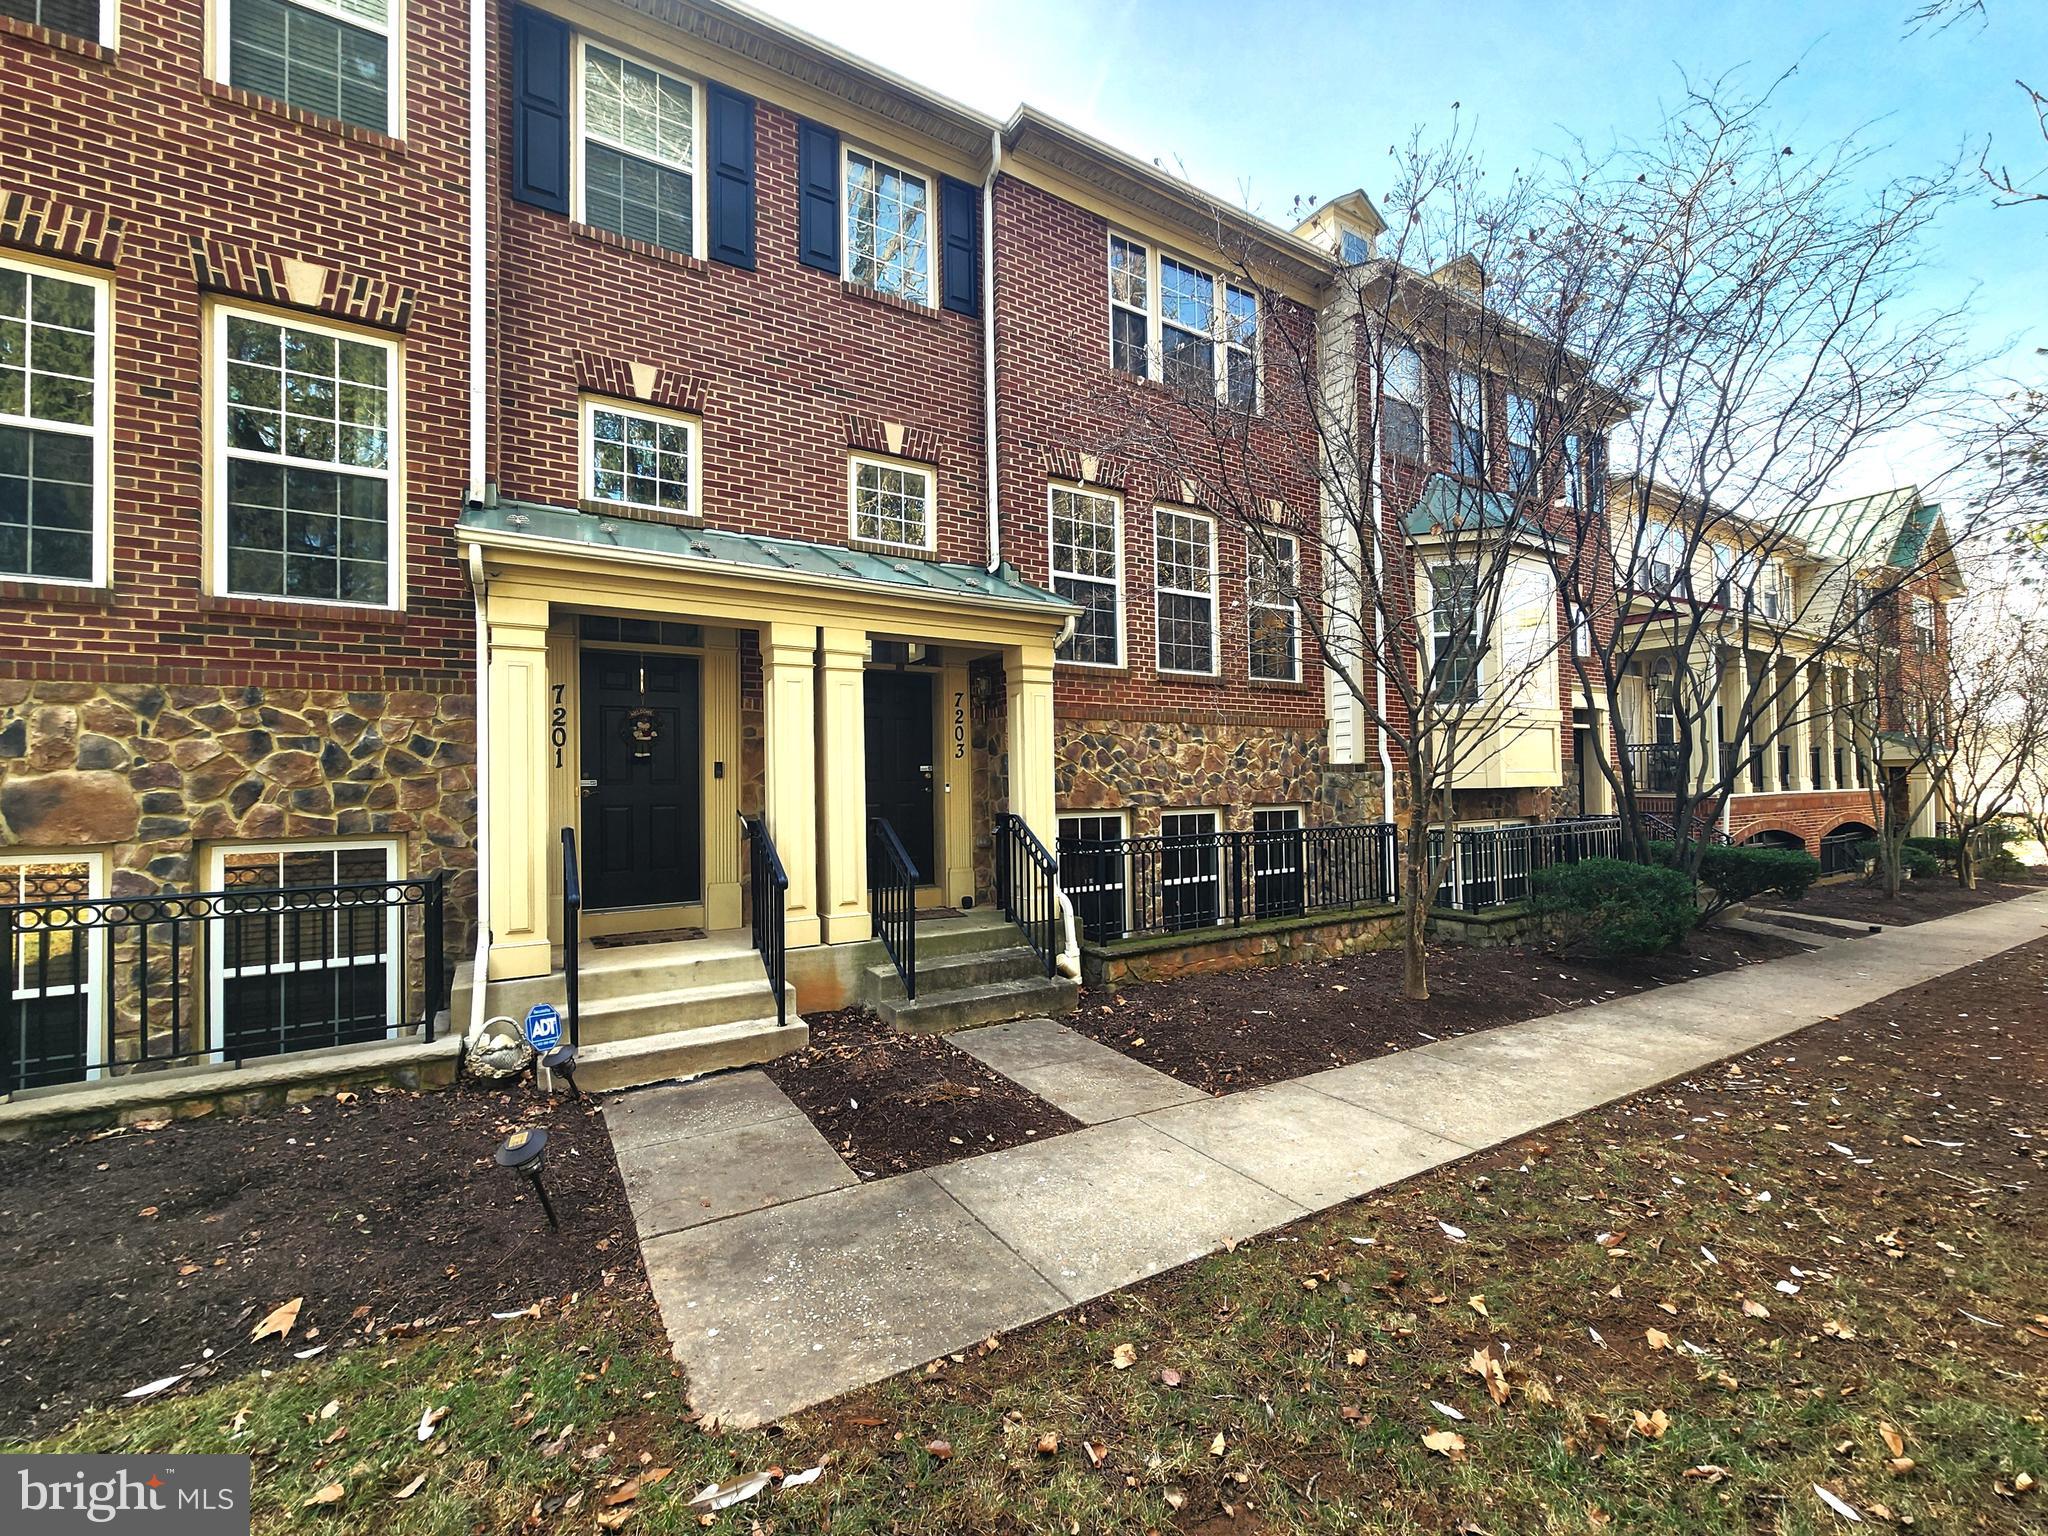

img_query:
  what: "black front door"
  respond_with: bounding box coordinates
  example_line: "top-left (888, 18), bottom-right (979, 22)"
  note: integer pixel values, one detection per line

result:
top-left (581, 649), bottom-right (701, 910)
top-left (864, 670), bottom-right (936, 881)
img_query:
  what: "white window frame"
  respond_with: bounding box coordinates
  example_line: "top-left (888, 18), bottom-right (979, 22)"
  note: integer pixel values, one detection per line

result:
top-left (572, 36), bottom-right (704, 260)
top-left (1506, 391), bottom-right (1538, 486)
top-left (847, 451), bottom-right (936, 552)
top-left (1381, 345), bottom-right (1427, 463)
top-left (1424, 559), bottom-right (1484, 702)
top-left (1106, 231), bottom-right (1260, 408)
top-left (841, 141), bottom-right (935, 307)
top-left (1108, 233), bottom-right (1150, 378)
top-left (1637, 520), bottom-right (1686, 596)
top-left (1153, 505), bottom-right (1219, 677)
top-left (1247, 527), bottom-right (1301, 683)
top-left (1911, 594), bottom-right (1936, 647)
top-left (8, 0), bottom-right (117, 46)
top-left (1758, 558), bottom-right (1786, 622)
top-left (1449, 367), bottom-right (1485, 478)
top-left (205, 838), bottom-right (402, 1060)
top-left (2, 849), bottom-right (108, 1085)
top-left (579, 395), bottom-right (701, 519)
top-left (1048, 482), bottom-right (1124, 669)
top-left (219, 0), bottom-right (403, 137)
top-left (0, 253), bottom-right (111, 588)
top-left (209, 301), bottom-right (402, 609)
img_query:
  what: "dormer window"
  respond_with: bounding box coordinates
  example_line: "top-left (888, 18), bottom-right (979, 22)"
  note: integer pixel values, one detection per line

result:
top-left (1339, 229), bottom-right (1372, 265)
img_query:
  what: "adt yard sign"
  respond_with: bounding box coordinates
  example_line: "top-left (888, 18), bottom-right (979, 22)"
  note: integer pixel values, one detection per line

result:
top-left (524, 1002), bottom-right (563, 1053)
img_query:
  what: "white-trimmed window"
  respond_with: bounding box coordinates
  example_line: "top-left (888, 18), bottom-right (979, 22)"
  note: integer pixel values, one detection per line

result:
top-left (1247, 529), bottom-right (1300, 682)
top-left (1450, 368), bottom-right (1485, 478)
top-left (1050, 484), bottom-right (1122, 668)
top-left (849, 454), bottom-right (934, 551)
top-left (0, 255), bottom-right (108, 586)
top-left (1, 850), bottom-right (105, 1091)
top-left (1, 0), bottom-right (111, 44)
top-left (1506, 392), bottom-right (1538, 487)
top-left (1381, 346), bottom-right (1425, 462)
top-left (578, 41), bottom-right (699, 257)
top-left (582, 397), bottom-right (699, 517)
top-left (1154, 506), bottom-right (1217, 675)
top-left (1911, 594), bottom-right (1936, 648)
top-left (1107, 235), bottom-right (1258, 407)
top-left (1427, 561), bottom-right (1482, 703)
top-left (1757, 558), bottom-right (1787, 622)
top-left (215, 305), bottom-right (398, 606)
top-left (845, 146), bottom-right (931, 305)
top-left (210, 840), bottom-right (400, 1060)
top-left (225, 0), bottom-right (396, 133)
top-left (1057, 811), bottom-right (1127, 941)
top-left (1109, 235), bottom-right (1149, 376)
top-left (1636, 520), bottom-right (1685, 596)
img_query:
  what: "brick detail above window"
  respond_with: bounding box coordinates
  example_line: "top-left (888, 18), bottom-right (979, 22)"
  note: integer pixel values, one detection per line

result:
top-left (1039, 443), bottom-right (1134, 492)
top-left (188, 236), bottom-right (416, 331)
top-left (574, 351), bottom-right (706, 414)
top-left (0, 191), bottom-right (123, 267)
top-left (843, 415), bottom-right (939, 465)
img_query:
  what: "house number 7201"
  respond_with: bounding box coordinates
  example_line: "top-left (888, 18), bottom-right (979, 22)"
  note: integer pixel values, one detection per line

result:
top-left (551, 683), bottom-right (568, 768)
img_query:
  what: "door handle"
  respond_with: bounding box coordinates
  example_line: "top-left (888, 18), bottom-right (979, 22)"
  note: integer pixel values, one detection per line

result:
top-left (580, 779), bottom-right (598, 795)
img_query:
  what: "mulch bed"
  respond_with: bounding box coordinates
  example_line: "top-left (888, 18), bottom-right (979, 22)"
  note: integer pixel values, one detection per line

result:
top-left (1070, 929), bottom-right (1809, 1096)
top-left (0, 1080), bottom-right (637, 1442)
top-left (763, 1007), bottom-right (1080, 1180)
top-left (1762, 871), bottom-right (2047, 927)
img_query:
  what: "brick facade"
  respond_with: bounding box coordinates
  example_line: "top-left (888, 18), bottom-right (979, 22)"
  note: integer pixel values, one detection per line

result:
top-left (0, 5), bottom-right (477, 925)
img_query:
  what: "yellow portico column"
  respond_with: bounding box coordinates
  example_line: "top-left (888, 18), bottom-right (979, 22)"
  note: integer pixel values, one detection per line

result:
top-left (486, 593), bottom-right (555, 981)
top-left (762, 621), bottom-right (822, 948)
top-left (816, 626), bottom-right (872, 943)
top-left (1004, 641), bottom-right (1058, 845)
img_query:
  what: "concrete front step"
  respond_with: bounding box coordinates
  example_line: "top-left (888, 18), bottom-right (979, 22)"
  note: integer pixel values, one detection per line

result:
top-left (575, 1015), bottom-right (810, 1094)
top-left (862, 944), bottom-right (1046, 1001)
top-left (875, 973), bottom-right (1080, 1035)
top-left (582, 979), bottom-right (799, 1044)
top-left (576, 938), bottom-right (766, 1003)
top-left (913, 911), bottom-right (1026, 960)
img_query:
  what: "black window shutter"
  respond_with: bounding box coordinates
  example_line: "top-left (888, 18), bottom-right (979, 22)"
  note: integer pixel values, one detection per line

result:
top-left (511, 6), bottom-right (572, 215)
top-left (797, 119), bottom-right (840, 273)
top-left (705, 83), bottom-right (757, 269)
top-left (939, 175), bottom-right (979, 317)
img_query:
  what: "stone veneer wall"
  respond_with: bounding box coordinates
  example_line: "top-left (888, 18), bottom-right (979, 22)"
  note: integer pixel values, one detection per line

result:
top-left (0, 681), bottom-right (477, 1051)
top-left (1056, 718), bottom-right (1382, 834)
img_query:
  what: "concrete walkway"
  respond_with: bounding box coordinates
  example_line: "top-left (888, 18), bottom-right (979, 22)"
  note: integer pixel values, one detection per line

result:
top-left (614, 890), bottom-right (2048, 1428)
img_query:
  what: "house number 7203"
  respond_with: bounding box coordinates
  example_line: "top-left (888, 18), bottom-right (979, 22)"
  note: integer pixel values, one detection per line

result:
top-left (952, 690), bottom-right (967, 760)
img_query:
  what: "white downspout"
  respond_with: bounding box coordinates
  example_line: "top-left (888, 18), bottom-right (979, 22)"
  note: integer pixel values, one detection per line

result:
top-left (467, 544), bottom-right (492, 1043)
top-left (981, 126), bottom-right (1003, 574)
top-left (464, 0), bottom-right (491, 1044)
top-left (1367, 322), bottom-right (1395, 822)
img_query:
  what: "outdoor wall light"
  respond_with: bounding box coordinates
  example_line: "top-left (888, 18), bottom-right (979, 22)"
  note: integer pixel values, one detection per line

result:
top-left (539, 1044), bottom-right (581, 1099)
top-left (496, 1126), bottom-right (558, 1229)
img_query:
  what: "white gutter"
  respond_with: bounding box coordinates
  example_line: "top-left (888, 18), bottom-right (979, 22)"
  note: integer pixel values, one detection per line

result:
top-left (981, 126), bottom-right (1003, 574)
top-left (467, 543), bottom-right (492, 1044)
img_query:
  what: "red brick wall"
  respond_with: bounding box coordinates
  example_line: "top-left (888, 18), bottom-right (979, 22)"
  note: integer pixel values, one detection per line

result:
top-left (0, 4), bottom-right (475, 689)
top-left (989, 175), bottom-right (1326, 731)
top-left (490, 42), bottom-right (990, 563)
top-left (1724, 790), bottom-right (1878, 851)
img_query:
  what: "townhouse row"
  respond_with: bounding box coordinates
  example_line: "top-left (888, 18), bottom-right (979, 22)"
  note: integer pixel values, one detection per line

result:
top-left (0, 0), bottom-right (1953, 1088)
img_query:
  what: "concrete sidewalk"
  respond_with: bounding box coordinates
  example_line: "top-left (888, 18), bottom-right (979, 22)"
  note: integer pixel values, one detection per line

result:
top-left (622, 890), bottom-right (2048, 1428)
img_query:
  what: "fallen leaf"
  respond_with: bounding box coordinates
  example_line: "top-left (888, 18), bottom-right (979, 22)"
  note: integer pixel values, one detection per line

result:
top-left (1082, 1441), bottom-right (1107, 1468)
top-left (416, 1404), bottom-right (448, 1442)
top-left (686, 1474), bottom-right (771, 1514)
top-left (593, 1508), bottom-right (630, 1531)
top-left (1431, 1399), bottom-right (1467, 1422)
top-left (1813, 1482), bottom-right (1863, 1523)
top-left (1632, 1409), bottom-right (1670, 1441)
top-left (1036, 1432), bottom-right (1059, 1456)
top-left (1164, 1491), bottom-right (1187, 1511)
top-left (1645, 1327), bottom-right (1671, 1352)
top-left (1468, 1296), bottom-right (1489, 1318)
top-left (1421, 1429), bottom-right (1466, 1459)
top-left (925, 1440), bottom-right (951, 1461)
top-left (318, 1400), bottom-right (340, 1421)
top-left (1158, 1367), bottom-right (1183, 1388)
top-left (1466, 1347), bottom-right (1510, 1406)
top-left (1822, 1320), bottom-right (1857, 1341)
top-left (1684, 1465), bottom-right (1730, 1484)
top-left (124, 1374), bottom-right (185, 1400)
top-left (1438, 1221), bottom-right (1467, 1241)
top-left (1346, 1348), bottom-right (1369, 1368)
top-left (253, 1296), bottom-right (304, 1343)
top-left (304, 1484), bottom-right (345, 1508)
top-left (1209, 1432), bottom-right (1227, 1457)
top-left (393, 1476), bottom-right (426, 1501)
top-left (1110, 1343), bottom-right (1137, 1371)
top-left (1742, 1299), bottom-right (1771, 1320)
top-left (1879, 1423), bottom-right (1905, 1458)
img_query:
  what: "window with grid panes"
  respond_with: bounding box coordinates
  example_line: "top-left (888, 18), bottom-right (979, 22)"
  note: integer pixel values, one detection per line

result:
top-left (1430, 562), bottom-right (1481, 703)
top-left (228, 0), bottom-right (393, 132)
top-left (1109, 235), bottom-right (1149, 376)
top-left (0, 258), bottom-right (103, 583)
top-left (1450, 368), bottom-right (1485, 478)
top-left (581, 44), bottom-right (696, 255)
top-left (1158, 257), bottom-right (1215, 395)
top-left (1050, 485), bottom-right (1121, 666)
top-left (1248, 531), bottom-right (1300, 682)
top-left (1381, 346), bottom-right (1425, 461)
top-left (585, 401), bottom-right (696, 515)
top-left (1154, 507), bottom-right (1216, 674)
top-left (850, 456), bottom-right (933, 549)
top-left (845, 150), bottom-right (930, 305)
top-left (1507, 391), bottom-right (1537, 487)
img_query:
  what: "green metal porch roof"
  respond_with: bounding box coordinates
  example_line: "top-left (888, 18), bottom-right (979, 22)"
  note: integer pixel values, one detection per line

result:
top-left (1402, 474), bottom-right (1520, 537)
top-left (460, 501), bottom-right (1076, 613)
top-left (1774, 486), bottom-right (1941, 571)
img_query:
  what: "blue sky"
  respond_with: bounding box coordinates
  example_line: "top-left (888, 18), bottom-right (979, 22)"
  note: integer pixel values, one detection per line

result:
top-left (757, 0), bottom-right (2047, 493)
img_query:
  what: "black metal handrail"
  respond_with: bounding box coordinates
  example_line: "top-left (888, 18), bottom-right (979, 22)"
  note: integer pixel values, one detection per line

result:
top-left (996, 812), bottom-right (1061, 973)
top-left (869, 816), bottom-right (918, 999)
top-left (1641, 813), bottom-right (1735, 849)
top-left (741, 814), bottom-right (791, 1028)
top-left (1, 873), bottom-right (447, 1096)
top-left (1622, 741), bottom-right (1685, 793)
top-left (559, 827), bottom-right (582, 1047)
top-left (1055, 820), bottom-right (1397, 945)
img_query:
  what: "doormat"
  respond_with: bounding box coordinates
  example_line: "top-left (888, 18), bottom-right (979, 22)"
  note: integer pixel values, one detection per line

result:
top-left (590, 927), bottom-right (707, 949)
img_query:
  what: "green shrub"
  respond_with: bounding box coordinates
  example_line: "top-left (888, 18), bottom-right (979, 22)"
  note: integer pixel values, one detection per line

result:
top-left (1696, 843), bottom-right (1820, 922)
top-left (1533, 858), bottom-right (1698, 957)
top-left (1852, 838), bottom-right (1942, 881)
top-left (1905, 835), bottom-right (1961, 871)
top-left (1981, 848), bottom-right (2026, 879)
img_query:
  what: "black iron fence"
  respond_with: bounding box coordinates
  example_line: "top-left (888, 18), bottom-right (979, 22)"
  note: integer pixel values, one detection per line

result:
top-left (3, 873), bottom-right (447, 1097)
top-left (1427, 816), bottom-right (1620, 913)
top-left (1056, 821), bottom-right (1398, 944)
top-left (742, 815), bottom-right (791, 1028)
top-left (1623, 742), bottom-right (1684, 793)
top-left (869, 816), bottom-right (918, 999)
top-left (994, 813), bottom-right (1061, 976)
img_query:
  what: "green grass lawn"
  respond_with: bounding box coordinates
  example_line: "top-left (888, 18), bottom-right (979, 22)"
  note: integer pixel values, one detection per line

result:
top-left (18, 941), bottom-right (2048, 1534)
